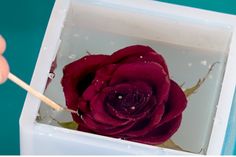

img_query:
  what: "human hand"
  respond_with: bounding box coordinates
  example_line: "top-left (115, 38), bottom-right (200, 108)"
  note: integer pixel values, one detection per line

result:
top-left (0, 36), bottom-right (9, 84)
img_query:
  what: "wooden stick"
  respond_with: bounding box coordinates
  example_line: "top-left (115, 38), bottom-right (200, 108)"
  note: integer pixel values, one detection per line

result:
top-left (8, 72), bottom-right (64, 111)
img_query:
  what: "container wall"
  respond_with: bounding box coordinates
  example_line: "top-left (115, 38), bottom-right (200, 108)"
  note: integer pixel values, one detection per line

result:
top-left (21, 0), bottom-right (236, 155)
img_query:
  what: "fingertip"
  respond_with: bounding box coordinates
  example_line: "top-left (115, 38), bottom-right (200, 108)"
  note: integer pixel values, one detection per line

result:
top-left (0, 35), bottom-right (6, 54)
top-left (0, 55), bottom-right (9, 84)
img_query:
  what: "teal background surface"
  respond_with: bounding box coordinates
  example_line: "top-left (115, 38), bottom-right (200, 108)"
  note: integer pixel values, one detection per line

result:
top-left (0, 0), bottom-right (236, 155)
top-left (0, 0), bottom-right (55, 154)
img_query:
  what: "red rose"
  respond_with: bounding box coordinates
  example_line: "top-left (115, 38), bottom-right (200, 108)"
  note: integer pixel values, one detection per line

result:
top-left (61, 45), bottom-right (187, 145)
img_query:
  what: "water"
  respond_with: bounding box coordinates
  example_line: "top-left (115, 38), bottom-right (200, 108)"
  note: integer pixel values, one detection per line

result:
top-left (37, 23), bottom-right (229, 154)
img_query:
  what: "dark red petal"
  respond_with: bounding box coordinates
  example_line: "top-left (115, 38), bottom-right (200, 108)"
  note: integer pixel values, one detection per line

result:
top-left (77, 122), bottom-right (92, 133)
top-left (122, 51), bottom-right (169, 74)
top-left (109, 62), bottom-right (170, 137)
top-left (105, 82), bottom-right (153, 120)
top-left (61, 55), bottom-right (108, 111)
top-left (93, 64), bottom-right (117, 84)
top-left (82, 85), bottom-right (97, 101)
top-left (127, 115), bottom-right (182, 145)
top-left (110, 62), bottom-right (170, 105)
top-left (110, 62), bottom-right (170, 95)
top-left (82, 114), bottom-right (135, 136)
top-left (82, 64), bottom-right (117, 101)
top-left (69, 99), bottom-right (90, 127)
top-left (89, 88), bottom-right (130, 126)
top-left (106, 99), bottom-right (153, 122)
top-left (125, 102), bottom-right (165, 137)
top-left (158, 80), bottom-right (187, 126)
top-left (107, 45), bottom-right (168, 74)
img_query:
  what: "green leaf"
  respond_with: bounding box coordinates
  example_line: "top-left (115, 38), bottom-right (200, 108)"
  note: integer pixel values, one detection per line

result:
top-left (184, 62), bottom-right (219, 98)
top-left (184, 79), bottom-right (202, 97)
top-left (57, 121), bottom-right (79, 130)
top-left (50, 116), bottom-right (79, 130)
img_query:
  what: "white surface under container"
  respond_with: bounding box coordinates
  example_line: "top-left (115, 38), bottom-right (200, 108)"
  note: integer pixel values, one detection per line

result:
top-left (20, 0), bottom-right (236, 155)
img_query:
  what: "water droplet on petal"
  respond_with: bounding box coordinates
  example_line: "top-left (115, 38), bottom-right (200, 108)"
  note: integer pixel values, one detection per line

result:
top-left (80, 115), bottom-right (84, 120)
top-left (139, 56), bottom-right (143, 59)
top-left (118, 95), bottom-right (123, 99)
top-left (131, 106), bottom-right (135, 110)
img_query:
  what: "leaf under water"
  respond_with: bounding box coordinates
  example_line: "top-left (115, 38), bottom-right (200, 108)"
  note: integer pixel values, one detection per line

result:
top-left (50, 116), bottom-right (79, 130)
top-left (57, 121), bottom-right (79, 130)
top-left (184, 62), bottom-right (219, 98)
top-left (158, 139), bottom-right (183, 151)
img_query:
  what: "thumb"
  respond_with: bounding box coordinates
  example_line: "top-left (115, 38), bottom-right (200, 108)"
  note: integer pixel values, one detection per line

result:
top-left (0, 36), bottom-right (6, 54)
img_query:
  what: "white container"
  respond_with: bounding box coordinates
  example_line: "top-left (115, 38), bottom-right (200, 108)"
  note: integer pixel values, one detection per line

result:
top-left (20, 0), bottom-right (236, 155)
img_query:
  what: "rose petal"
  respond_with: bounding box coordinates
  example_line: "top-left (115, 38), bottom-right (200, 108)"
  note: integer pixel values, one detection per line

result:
top-left (82, 64), bottom-right (117, 101)
top-left (109, 62), bottom-right (170, 137)
top-left (125, 102), bottom-right (164, 137)
top-left (82, 114), bottom-right (135, 136)
top-left (89, 88), bottom-right (130, 126)
top-left (110, 62), bottom-right (170, 108)
top-left (127, 115), bottom-right (182, 145)
top-left (107, 45), bottom-right (168, 74)
top-left (69, 99), bottom-right (90, 127)
top-left (93, 64), bottom-right (117, 84)
top-left (61, 45), bottom-right (187, 145)
top-left (122, 52), bottom-right (169, 74)
top-left (110, 62), bottom-right (170, 97)
top-left (77, 122), bottom-right (92, 132)
top-left (158, 80), bottom-right (187, 126)
top-left (61, 55), bottom-right (108, 111)
top-left (105, 82), bottom-right (153, 120)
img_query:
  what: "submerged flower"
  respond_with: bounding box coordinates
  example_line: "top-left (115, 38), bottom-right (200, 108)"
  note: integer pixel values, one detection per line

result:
top-left (61, 45), bottom-right (187, 145)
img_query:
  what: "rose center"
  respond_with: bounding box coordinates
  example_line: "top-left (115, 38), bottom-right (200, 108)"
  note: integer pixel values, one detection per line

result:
top-left (105, 86), bottom-right (151, 115)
